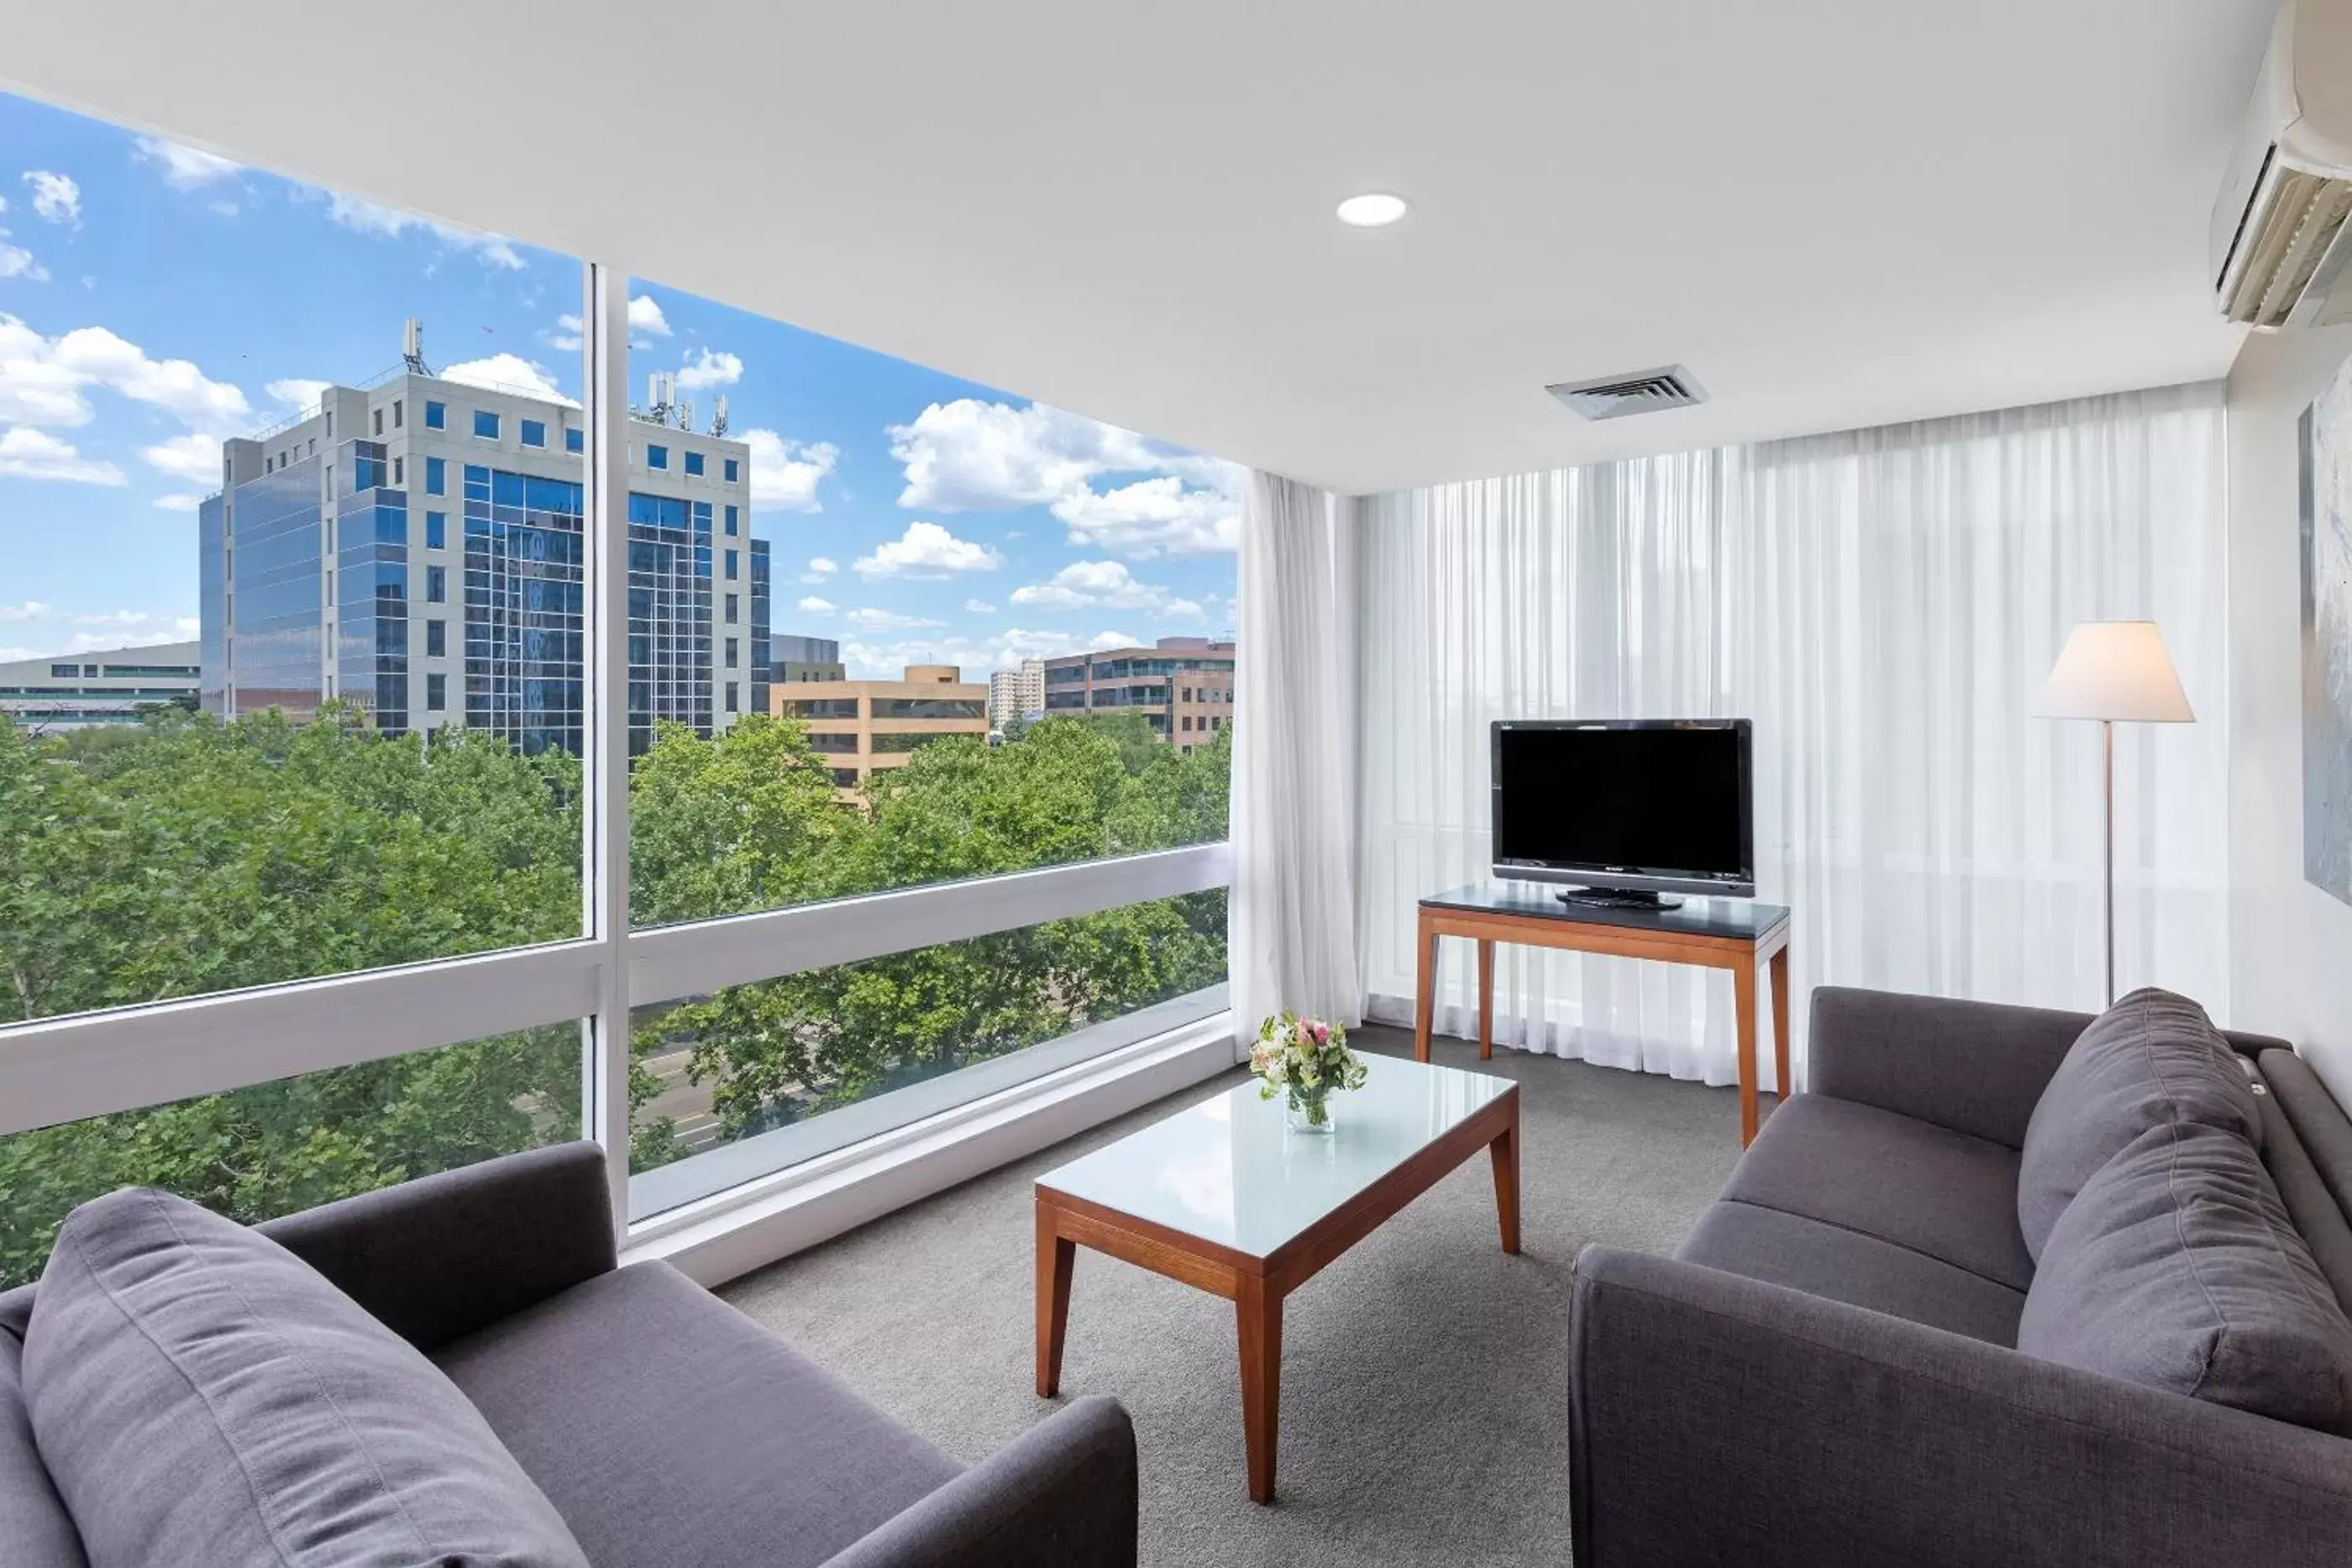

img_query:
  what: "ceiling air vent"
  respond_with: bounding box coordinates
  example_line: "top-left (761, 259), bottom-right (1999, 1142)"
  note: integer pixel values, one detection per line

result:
top-left (1546, 365), bottom-right (1708, 421)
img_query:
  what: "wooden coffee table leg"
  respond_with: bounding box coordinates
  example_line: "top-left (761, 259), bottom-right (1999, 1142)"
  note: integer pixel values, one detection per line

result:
top-left (1490, 1112), bottom-right (1521, 1255)
top-left (1036, 1203), bottom-right (1075, 1398)
top-left (1236, 1275), bottom-right (1284, 1503)
top-left (1735, 958), bottom-right (1759, 1146)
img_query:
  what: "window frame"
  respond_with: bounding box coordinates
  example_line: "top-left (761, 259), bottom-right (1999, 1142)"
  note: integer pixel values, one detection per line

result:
top-left (0, 265), bottom-right (1236, 1264)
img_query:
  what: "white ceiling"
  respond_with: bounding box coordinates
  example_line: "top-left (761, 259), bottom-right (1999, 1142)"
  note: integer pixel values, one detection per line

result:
top-left (3, 0), bottom-right (2273, 496)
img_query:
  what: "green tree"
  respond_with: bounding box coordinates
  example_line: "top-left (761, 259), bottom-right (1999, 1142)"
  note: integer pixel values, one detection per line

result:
top-left (0, 695), bottom-right (1233, 1286)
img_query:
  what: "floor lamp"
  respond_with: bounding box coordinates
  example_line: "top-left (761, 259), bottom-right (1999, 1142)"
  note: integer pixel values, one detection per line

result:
top-left (2037, 621), bottom-right (2194, 1006)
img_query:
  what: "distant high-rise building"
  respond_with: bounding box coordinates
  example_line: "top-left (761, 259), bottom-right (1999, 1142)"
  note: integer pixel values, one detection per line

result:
top-left (0, 641), bottom-right (201, 732)
top-left (987, 658), bottom-right (1045, 731)
top-left (1041, 637), bottom-right (1234, 753)
top-left (199, 345), bottom-right (769, 757)
top-left (770, 634), bottom-right (846, 684)
top-left (770, 663), bottom-right (986, 798)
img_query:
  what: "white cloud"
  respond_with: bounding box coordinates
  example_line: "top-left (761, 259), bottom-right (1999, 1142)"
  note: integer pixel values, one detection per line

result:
top-left (1052, 474), bottom-right (1240, 558)
top-left (837, 622), bottom-right (1137, 680)
top-left (540, 313), bottom-right (583, 352)
top-left (207, 200), bottom-right (239, 219)
top-left (24, 172), bottom-right (79, 225)
top-left (134, 138), bottom-right (242, 188)
top-left (965, 599), bottom-right (998, 614)
top-left (265, 377), bottom-right (332, 412)
top-left (1009, 559), bottom-right (1200, 616)
top-left (0, 317), bottom-right (251, 434)
top-left (74, 609), bottom-right (151, 627)
top-left (853, 520), bottom-right (1004, 579)
top-left (440, 353), bottom-right (576, 406)
top-left (141, 431), bottom-right (222, 485)
top-left (1090, 631), bottom-right (1137, 650)
top-left (675, 347), bottom-right (741, 390)
top-left (796, 596), bottom-right (837, 614)
top-left (152, 493), bottom-right (202, 511)
top-left (325, 193), bottom-right (525, 270)
top-left (738, 428), bottom-right (837, 511)
top-left (175, 616), bottom-right (200, 635)
top-left (801, 556), bottom-right (838, 585)
top-left (0, 426), bottom-right (124, 485)
top-left (629, 295), bottom-right (670, 337)
top-left (845, 607), bottom-right (945, 631)
top-left (0, 600), bottom-right (50, 621)
top-left (887, 396), bottom-right (1241, 559)
top-left (0, 241), bottom-right (46, 282)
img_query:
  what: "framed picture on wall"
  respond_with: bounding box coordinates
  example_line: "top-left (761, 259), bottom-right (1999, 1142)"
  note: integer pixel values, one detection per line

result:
top-left (2302, 352), bottom-right (2352, 907)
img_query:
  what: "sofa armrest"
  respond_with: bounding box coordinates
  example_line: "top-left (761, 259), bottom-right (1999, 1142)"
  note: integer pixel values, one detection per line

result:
top-left (1569, 1245), bottom-right (2352, 1568)
top-left (1807, 986), bottom-right (2093, 1146)
top-left (259, 1141), bottom-right (615, 1352)
top-left (820, 1396), bottom-right (1137, 1568)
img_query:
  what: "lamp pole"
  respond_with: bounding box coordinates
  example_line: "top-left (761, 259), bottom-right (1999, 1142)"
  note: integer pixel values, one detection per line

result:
top-left (2102, 717), bottom-right (2114, 1007)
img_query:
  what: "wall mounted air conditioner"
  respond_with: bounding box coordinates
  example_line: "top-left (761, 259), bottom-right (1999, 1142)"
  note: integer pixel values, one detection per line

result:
top-left (2213, 0), bottom-right (2352, 329)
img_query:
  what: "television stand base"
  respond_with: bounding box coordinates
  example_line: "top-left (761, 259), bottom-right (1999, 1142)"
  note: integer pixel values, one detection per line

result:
top-left (1554, 887), bottom-right (1684, 910)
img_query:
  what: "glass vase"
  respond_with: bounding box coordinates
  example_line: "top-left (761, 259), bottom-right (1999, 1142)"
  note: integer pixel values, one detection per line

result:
top-left (1285, 1088), bottom-right (1336, 1134)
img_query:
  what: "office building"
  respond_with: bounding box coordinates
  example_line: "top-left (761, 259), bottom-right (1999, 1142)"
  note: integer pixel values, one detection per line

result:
top-left (987, 658), bottom-right (1045, 732)
top-left (1041, 637), bottom-right (1235, 752)
top-left (771, 634), bottom-right (847, 684)
top-left (770, 663), bottom-right (986, 796)
top-left (0, 641), bottom-right (201, 732)
top-left (200, 344), bottom-right (769, 756)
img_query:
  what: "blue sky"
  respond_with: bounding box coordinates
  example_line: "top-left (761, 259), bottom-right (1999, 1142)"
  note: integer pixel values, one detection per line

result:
top-left (0, 88), bottom-right (1238, 677)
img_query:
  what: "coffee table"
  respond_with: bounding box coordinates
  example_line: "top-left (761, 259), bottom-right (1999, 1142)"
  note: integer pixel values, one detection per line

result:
top-left (1033, 1055), bottom-right (1520, 1502)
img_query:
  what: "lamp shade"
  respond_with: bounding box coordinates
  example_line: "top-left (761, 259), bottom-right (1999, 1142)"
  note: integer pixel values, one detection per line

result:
top-left (2038, 621), bottom-right (2194, 722)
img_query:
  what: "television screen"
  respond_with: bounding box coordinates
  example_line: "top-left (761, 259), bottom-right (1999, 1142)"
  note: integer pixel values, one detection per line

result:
top-left (1491, 721), bottom-right (1752, 893)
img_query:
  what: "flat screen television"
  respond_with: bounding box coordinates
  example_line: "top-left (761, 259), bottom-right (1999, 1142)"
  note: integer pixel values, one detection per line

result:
top-left (1490, 719), bottom-right (1754, 907)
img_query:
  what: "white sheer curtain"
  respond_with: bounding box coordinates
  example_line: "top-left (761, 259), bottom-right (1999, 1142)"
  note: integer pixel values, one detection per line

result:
top-left (1231, 471), bottom-right (1362, 1051)
top-left (1353, 382), bottom-right (2229, 1088)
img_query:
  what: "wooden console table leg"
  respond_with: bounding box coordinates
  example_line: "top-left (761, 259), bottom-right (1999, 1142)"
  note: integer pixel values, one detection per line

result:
top-left (1477, 938), bottom-right (1494, 1060)
top-left (1735, 958), bottom-right (1759, 1147)
top-left (1414, 918), bottom-right (1438, 1063)
top-left (1236, 1276), bottom-right (1284, 1503)
top-left (1770, 944), bottom-right (1792, 1105)
top-left (1035, 1204), bottom-right (1075, 1398)
top-left (1490, 1112), bottom-right (1520, 1255)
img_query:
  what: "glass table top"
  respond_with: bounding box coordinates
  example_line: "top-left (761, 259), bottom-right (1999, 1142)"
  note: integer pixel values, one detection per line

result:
top-left (1037, 1055), bottom-right (1515, 1258)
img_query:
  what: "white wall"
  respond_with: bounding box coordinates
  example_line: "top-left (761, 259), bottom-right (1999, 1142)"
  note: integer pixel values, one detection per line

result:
top-left (2226, 323), bottom-right (2352, 1099)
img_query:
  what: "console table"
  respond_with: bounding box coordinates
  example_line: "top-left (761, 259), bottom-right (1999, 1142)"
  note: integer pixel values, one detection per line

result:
top-left (1415, 884), bottom-right (1793, 1145)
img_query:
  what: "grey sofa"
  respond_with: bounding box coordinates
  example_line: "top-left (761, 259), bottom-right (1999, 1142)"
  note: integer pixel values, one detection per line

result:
top-left (0, 1141), bottom-right (1138, 1567)
top-left (1570, 986), bottom-right (2352, 1568)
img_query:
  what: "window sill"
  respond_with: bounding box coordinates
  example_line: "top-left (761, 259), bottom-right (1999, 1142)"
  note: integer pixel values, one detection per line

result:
top-left (621, 1008), bottom-right (1237, 1287)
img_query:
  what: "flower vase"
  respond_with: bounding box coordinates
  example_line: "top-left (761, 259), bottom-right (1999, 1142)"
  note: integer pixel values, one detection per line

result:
top-left (1285, 1088), bottom-right (1336, 1134)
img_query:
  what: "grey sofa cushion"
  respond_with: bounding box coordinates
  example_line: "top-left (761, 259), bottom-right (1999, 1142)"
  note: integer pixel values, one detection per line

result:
top-left (2017, 987), bottom-right (2260, 1262)
top-left (0, 1330), bottom-right (85, 1568)
top-left (435, 1261), bottom-right (962, 1568)
top-left (2018, 1123), bottom-right (2352, 1434)
top-left (22, 1188), bottom-right (589, 1568)
top-left (1721, 1093), bottom-right (2035, 1291)
top-left (1677, 1198), bottom-right (2028, 1345)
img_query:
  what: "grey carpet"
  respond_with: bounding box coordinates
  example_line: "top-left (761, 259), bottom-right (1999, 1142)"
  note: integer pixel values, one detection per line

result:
top-left (721, 1025), bottom-right (1746, 1566)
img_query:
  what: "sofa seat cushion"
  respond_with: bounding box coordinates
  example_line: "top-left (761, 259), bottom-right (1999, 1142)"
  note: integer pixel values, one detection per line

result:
top-left (23, 1188), bottom-right (585, 1568)
top-left (1677, 1199), bottom-right (2027, 1345)
top-left (435, 1261), bottom-right (961, 1568)
top-left (2017, 987), bottom-right (2260, 1262)
top-left (1723, 1093), bottom-right (2035, 1291)
top-left (0, 1332), bottom-right (85, 1568)
top-left (2019, 1121), bottom-right (2352, 1433)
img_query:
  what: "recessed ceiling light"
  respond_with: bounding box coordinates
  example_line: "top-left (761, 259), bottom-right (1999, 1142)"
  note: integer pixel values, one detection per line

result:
top-left (1336, 192), bottom-right (1410, 228)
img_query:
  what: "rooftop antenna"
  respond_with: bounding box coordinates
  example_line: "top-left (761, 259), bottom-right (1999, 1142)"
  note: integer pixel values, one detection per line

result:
top-left (402, 317), bottom-right (432, 375)
top-left (711, 394), bottom-right (729, 437)
top-left (677, 396), bottom-right (696, 434)
top-left (646, 371), bottom-right (671, 428)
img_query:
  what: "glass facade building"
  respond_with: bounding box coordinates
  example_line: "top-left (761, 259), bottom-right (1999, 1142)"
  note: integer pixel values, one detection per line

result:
top-left (202, 370), bottom-right (759, 758)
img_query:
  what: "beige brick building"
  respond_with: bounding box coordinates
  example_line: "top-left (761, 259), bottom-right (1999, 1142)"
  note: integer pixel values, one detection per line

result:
top-left (771, 663), bottom-right (988, 797)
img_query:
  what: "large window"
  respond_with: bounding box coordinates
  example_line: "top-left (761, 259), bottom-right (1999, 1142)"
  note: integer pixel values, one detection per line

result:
top-left (0, 85), bottom-right (1240, 1279)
